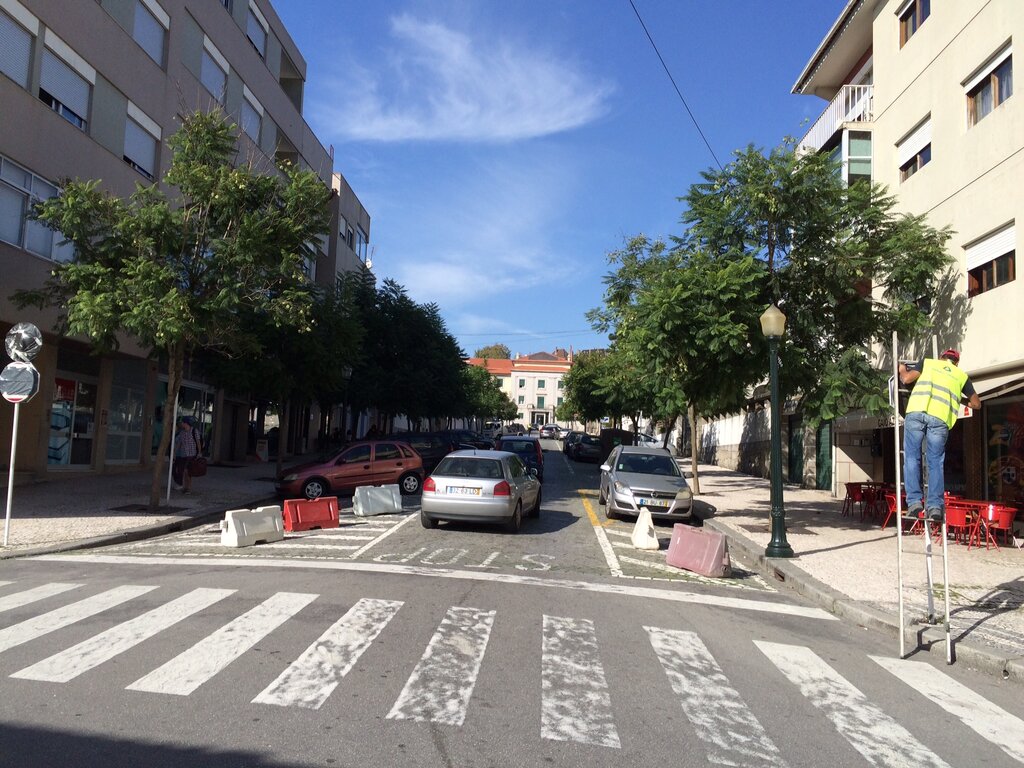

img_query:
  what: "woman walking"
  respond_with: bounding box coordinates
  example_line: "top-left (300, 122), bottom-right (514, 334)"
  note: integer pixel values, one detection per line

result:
top-left (173, 416), bottom-right (203, 493)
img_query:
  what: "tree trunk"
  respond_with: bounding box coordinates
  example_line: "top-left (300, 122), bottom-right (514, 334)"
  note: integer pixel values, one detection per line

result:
top-left (689, 405), bottom-right (701, 495)
top-left (275, 395), bottom-right (289, 478)
top-left (148, 342), bottom-right (185, 510)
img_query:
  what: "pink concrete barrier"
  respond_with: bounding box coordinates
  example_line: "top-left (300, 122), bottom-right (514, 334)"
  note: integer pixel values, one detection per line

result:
top-left (665, 524), bottom-right (732, 578)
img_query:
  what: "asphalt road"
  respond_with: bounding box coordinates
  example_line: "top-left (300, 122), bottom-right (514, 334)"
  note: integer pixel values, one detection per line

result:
top-left (0, 440), bottom-right (1022, 768)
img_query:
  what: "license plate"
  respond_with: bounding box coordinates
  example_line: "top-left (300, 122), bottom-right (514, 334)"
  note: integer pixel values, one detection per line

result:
top-left (447, 486), bottom-right (481, 495)
top-left (639, 498), bottom-right (670, 508)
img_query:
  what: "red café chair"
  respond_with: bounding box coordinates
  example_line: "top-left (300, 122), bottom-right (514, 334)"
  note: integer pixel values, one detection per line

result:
top-left (842, 483), bottom-right (864, 518)
top-left (990, 507), bottom-right (1017, 547)
top-left (943, 503), bottom-right (972, 545)
top-left (969, 505), bottom-right (1009, 550)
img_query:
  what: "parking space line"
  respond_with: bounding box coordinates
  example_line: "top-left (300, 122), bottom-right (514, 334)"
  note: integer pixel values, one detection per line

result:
top-left (578, 493), bottom-right (623, 578)
top-left (348, 512), bottom-right (417, 559)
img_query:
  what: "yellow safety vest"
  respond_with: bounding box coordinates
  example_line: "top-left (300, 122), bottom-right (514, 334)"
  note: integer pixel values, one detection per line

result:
top-left (906, 358), bottom-right (969, 429)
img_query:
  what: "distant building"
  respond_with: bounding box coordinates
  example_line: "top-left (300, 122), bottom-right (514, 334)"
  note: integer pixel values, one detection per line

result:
top-left (467, 350), bottom-right (573, 426)
top-left (0, 0), bottom-right (369, 477)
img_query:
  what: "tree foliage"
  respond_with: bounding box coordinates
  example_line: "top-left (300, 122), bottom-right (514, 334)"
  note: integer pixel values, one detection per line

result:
top-left (473, 343), bottom-right (511, 359)
top-left (14, 111), bottom-right (330, 507)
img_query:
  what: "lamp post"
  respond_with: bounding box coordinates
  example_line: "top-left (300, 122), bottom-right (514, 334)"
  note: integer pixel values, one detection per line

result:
top-left (760, 304), bottom-right (794, 559)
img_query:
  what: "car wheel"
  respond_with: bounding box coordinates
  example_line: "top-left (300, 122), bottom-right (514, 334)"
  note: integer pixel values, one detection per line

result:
top-left (420, 510), bottom-right (437, 529)
top-left (399, 472), bottom-right (421, 495)
top-left (598, 485), bottom-right (606, 505)
top-left (302, 478), bottom-right (327, 500)
top-left (507, 502), bottom-right (522, 532)
top-left (529, 488), bottom-right (542, 518)
top-left (606, 505), bottom-right (618, 521)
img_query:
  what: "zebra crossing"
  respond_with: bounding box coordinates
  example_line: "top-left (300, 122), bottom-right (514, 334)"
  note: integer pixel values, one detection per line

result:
top-left (0, 578), bottom-right (1021, 766)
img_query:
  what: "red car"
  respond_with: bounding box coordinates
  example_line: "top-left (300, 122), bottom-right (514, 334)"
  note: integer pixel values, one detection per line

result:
top-left (494, 435), bottom-right (544, 481)
top-left (276, 440), bottom-right (424, 499)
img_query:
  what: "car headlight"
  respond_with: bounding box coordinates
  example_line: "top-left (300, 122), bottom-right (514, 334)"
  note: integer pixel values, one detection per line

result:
top-left (281, 474), bottom-right (298, 482)
top-left (613, 480), bottom-right (630, 494)
top-left (675, 488), bottom-right (692, 501)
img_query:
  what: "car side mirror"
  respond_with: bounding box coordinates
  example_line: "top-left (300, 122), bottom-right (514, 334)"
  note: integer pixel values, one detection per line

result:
top-left (599, 464), bottom-right (610, 472)
top-left (528, 467), bottom-right (539, 478)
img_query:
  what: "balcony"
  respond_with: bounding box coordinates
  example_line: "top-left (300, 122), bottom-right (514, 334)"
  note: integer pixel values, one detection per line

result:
top-left (798, 84), bottom-right (873, 153)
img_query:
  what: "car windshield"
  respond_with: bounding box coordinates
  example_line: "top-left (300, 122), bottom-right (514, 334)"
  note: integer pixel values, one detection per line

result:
top-left (501, 441), bottom-right (534, 455)
top-left (617, 453), bottom-right (680, 477)
top-left (434, 456), bottom-right (504, 479)
top-left (581, 435), bottom-right (601, 445)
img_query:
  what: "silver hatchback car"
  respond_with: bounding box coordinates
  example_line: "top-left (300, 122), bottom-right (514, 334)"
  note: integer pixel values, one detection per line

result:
top-left (421, 450), bottom-right (541, 532)
top-left (599, 445), bottom-right (693, 521)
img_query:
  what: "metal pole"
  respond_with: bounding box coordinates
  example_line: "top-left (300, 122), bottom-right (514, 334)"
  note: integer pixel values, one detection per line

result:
top-left (165, 398), bottom-right (180, 501)
top-left (3, 401), bottom-right (20, 547)
top-left (942, 519), bottom-right (952, 663)
top-left (765, 335), bottom-right (794, 558)
top-left (893, 331), bottom-right (906, 658)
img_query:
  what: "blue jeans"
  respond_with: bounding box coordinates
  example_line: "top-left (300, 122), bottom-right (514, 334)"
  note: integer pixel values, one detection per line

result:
top-left (903, 411), bottom-right (949, 511)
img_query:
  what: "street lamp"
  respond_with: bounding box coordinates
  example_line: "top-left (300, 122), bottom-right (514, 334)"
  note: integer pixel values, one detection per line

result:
top-left (760, 304), bottom-right (794, 559)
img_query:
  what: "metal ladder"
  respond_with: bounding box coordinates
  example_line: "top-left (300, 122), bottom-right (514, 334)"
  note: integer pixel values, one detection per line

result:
top-left (891, 332), bottom-right (952, 663)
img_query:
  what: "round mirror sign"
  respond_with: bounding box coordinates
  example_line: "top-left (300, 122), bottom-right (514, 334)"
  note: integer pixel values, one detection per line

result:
top-left (0, 362), bottom-right (40, 404)
top-left (5, 322), bottom-right (43, 363)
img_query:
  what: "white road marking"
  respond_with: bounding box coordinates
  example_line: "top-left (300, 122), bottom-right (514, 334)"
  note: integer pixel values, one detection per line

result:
top-left (582, 501), bottom-right (623, 577)
top-left (872, 655), bottom-right (1024, 764)
top-left (0, 585), bottom-right (158, 654)
top-left (38, 555), bottom-right (837, 620)
top-left (12, 588), bottom-right (234, 682)
top-left (253, 597), bottom-right (402, 709)
top-left (541, 615), bottom-right (620, 749)
top-left (348, 512), bottom-right (418, 559)
top-left (757, 642), bottom-right (952, 768)
top-left (127, 591), bottom-right (318, 696)
top-left (0, 583), bottom-right (82, 613)
top-left (0, 581), bottom-right (11, 589)
top-left (387, 606), bottom-right (495, 726)
top-left (618, 555), bottom-right (773, 591)
top-left (603, 528), bottom-right (633, 538)
top-left (133, 540), bottom-right (362, 551)
top-left (647, 628), bottom-right (786, 767)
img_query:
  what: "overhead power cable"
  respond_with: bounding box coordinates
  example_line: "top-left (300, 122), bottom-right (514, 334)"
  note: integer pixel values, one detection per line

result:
top-left (628, 0), bottom-right (723, 170)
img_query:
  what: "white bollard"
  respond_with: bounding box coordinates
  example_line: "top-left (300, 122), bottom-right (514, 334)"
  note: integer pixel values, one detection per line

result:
top-left (631, 508), bottom-right (660, 550)
top-left (220, 506), bottom-right (285, 547)
top-left (353, 485), bottom-right (403, 517)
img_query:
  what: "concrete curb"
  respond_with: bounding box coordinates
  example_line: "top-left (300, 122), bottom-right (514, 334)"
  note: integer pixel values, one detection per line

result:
top-left (0, 495), bottom-right (277, 561)
top-left (705, 517), bottom-right (1024, 685)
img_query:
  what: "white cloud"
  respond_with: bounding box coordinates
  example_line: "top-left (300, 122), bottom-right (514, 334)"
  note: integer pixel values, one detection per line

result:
top-left (316, 14), bottom-right (612, 143)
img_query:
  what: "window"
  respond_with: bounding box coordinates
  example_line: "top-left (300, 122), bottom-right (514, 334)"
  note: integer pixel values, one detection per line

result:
top-left (518, 378), bottom-right (525, 388)
top-left (557, 397), bottom-right (563, 406)
top-left (0, 154), bottom-right (74, 261)
top-left (374, 443), bottom-right (401, 461)
top-left (518, 396), bottom-right (524, 404)
top-left (345, 225), bottom-right (354, 249)
top-left (966, 224), bottom-right (1016, 297)
top-left (241, 88), bottom-right (262, 143)
top-left (847, 131), bottom-right (872, 185)
top-left (133, 0), bottom-right (167, 67)
top-left (356, 226), bottom-right (368, 260)
top-left (537, 396), bottom-right (545, 409)
top-left (200, 41), bottom-right (228, 103)
top-left (246, 2), bottom-right (268, 59)
top-left (558, 380), bottom-right (564, 389)
top-left (966, 48), bottom-right (1012, 127)
top-left (897, 118), bottom-right (930, 183)
top-left (0, 9), bottom-right (33, 88)
top-left (220, 0), bottom-right (232, 10)
top-left (123, 109), bottom-right (159, 180)
top-left (517, 412), bottom-right (524, 420)
top-left (537, 379), bottom-right (546, 389)
top-left (39, 49), bottom-right (91, 131)
top-left (898, 0), bottom-right (929, 47)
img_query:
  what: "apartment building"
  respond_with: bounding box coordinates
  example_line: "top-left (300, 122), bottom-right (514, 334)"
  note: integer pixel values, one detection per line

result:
top-left (467, 350), bottom-right (573, 427)
top-left (792, 0), bottom-right (1021, 502)
top-left (0, 0), bottom-right (369, 478)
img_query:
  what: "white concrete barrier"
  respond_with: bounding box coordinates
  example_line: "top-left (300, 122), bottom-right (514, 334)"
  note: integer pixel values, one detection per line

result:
top-left (631, 508), bottom-right (660, 550)
top-left (353, 485), bottom-right (402, 517)
top-left (219, 505), bottom-right (285, 547)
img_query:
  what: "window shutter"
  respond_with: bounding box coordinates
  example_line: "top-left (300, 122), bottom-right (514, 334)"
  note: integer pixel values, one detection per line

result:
top-left (897, 118), bottom-right (931, 167)
top-left (133, 1), bottom-right (165, 66)
top-left (124, 118), bottom-right (157, 177)
top-left (41, 49), bottom-right (90, 118)
top-left (965, 223), bottom-right (1015, 271)
top-left (200, 50), bottom-right (227, 102)
top-left (0, 11), bottom-right (32, 88)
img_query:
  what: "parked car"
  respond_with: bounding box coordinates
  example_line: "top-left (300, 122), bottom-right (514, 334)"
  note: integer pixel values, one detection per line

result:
top-left (598, 445), bottom-right (693, 521)
top-left (276, 440), bottom-right (424, 500)
top-left (569, 433), bottom-right (603, 462)
top-left (437, 429), bottom-right (494, 450)
top-left (386, 432), bottom-right (460, 474)
top-left (494, 435), bottom-right (544, 480)
top-left (538, 424), bottom-right (563, 439)
top-left (420, 449), bottom-right (542, 531)
top-left (563, 431), bottom-right (582, 455)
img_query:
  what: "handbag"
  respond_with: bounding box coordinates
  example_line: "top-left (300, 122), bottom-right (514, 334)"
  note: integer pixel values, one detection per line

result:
top-left (189, 456), bottom-right (208, 477)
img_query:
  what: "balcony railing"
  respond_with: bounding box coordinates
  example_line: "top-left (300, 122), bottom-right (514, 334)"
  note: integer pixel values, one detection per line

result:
top-left (798, 84), bottom-right (873, 153)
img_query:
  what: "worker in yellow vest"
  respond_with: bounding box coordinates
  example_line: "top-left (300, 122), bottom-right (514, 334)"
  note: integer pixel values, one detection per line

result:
top-left (898, 349), bottom-right (981, 522)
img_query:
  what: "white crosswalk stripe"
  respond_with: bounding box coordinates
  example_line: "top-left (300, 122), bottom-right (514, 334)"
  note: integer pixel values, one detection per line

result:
top-left (647, 627), bottom-right (786, 767)
top-left (756, 642), bottom-right (953, 768)
top-left (872, 655), bottom-right (1024, 764)
top-left (253, 597), bottom-right (403, 709)
top-left (541, 615), bottom-right (620, 748)
top-left (12, 588), bottom-right (235, 682)
top-left (387, 606), bottom-right (495, 726)
top-left (128, 591), bottom-right (318, 696)
top-left (0, 585), bottom-right (157, 654)
top-left (0, 582), bottom-right (81, 614)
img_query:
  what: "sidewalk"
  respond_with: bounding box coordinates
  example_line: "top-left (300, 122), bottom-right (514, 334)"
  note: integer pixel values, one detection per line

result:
top-left (1, 458), bottom-right (1021, 682)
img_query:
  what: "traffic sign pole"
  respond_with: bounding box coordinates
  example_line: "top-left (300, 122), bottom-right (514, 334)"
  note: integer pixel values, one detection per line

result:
top-left (3, 401), bottom-right (20, 547)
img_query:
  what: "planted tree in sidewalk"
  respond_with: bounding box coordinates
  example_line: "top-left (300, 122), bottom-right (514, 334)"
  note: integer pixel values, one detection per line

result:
top-left (13, 111), bottom-right (331, 508)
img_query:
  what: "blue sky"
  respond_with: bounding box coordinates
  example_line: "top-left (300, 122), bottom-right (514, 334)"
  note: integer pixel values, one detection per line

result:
top-left (273, 0), bottom-right (847, 357)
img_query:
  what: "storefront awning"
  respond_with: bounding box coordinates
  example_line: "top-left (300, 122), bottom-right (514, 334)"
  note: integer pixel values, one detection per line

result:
top-left (974, 372), bottom-right (1024, 402)
top-left (833, 409), bottom-right (901, 432)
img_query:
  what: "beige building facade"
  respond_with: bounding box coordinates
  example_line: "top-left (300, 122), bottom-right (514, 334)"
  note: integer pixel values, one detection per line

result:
top-left (0, 0), bottom-right (369, 480)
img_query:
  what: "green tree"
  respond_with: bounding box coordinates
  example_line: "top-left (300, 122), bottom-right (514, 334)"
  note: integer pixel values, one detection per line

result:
top-left (14, 111), bottom-right (330, 507)
top-left (460, 363), bottom-right (516, 422)
top-left (558, 349), bottom-right (613, 425)
top-left (474, 343), bottom-right (511, 359)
